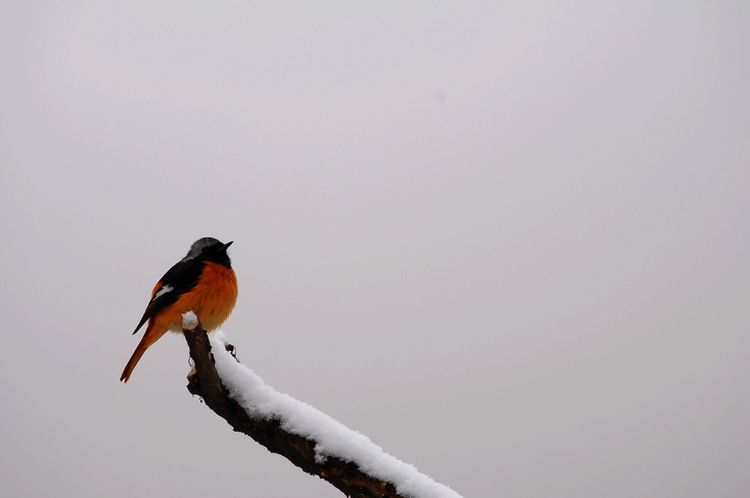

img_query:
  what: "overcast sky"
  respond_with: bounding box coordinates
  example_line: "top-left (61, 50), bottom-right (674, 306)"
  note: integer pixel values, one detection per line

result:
top-left (1, 2), bottom-right (749, 497)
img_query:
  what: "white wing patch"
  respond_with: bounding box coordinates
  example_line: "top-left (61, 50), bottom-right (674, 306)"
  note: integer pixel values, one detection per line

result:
top-left (152, 284), bottom-right (174, 301)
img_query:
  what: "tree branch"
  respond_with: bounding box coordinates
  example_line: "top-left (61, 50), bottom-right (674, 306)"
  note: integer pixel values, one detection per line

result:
top-left (182, 319), bottom-right (406, 498)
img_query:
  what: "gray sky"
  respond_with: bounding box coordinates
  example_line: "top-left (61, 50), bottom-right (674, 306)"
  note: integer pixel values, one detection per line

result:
top-left (1, 2), bottom-right (749, 497)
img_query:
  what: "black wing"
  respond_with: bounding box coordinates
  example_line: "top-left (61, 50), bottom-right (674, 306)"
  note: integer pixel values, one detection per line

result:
top-left (132, 258), bottom-right (205, 334)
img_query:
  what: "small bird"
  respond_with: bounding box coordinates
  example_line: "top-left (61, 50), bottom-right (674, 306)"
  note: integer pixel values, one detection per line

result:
top-left (120, 237), bottom-right (238, 382)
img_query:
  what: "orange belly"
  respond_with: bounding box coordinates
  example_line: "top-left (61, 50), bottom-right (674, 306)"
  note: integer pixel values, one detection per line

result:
top-left (153, 261), bottom-right (238, 333)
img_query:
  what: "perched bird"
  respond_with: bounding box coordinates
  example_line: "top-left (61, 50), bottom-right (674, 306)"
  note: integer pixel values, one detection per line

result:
top-left (120, 237), bottom-right (238, 382)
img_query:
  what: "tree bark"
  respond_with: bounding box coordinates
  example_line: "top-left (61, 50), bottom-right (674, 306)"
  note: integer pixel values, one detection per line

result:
top-left (182, 321), bottom-right (407, 498)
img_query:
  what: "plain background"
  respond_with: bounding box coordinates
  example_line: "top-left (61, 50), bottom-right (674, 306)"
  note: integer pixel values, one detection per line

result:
top-left (1, 2), bottom-right (749, 497)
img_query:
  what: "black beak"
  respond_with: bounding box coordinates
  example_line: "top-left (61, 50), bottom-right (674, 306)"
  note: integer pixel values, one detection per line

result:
top-left (222, 241), bottom-right (234, 250)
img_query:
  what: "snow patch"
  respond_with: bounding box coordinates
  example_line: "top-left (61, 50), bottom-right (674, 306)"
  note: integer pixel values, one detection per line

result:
top-left (182, 311), bottom-right (198, 329)
top-left (208, 331), bottom-right (462, 498)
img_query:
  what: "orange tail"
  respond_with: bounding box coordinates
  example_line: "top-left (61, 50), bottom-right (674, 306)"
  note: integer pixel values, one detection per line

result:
top-left (120, 323), bottom-right (167, 382)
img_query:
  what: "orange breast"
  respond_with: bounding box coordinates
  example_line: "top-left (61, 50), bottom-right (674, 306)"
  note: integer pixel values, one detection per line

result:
top-left (152, 262), bottom-right (238, 333)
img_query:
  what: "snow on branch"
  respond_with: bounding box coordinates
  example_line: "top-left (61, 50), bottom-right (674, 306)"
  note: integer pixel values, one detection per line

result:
top-left (181, 316), bottom-right (462, 498)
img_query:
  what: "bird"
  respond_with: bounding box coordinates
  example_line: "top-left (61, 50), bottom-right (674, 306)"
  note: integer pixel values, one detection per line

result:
top-left (120, 237), bottom-right (238, 382)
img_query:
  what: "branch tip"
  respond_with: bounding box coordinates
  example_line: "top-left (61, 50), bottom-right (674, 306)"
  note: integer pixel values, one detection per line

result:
top-left (182, 311), bottom-right (199, 330)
